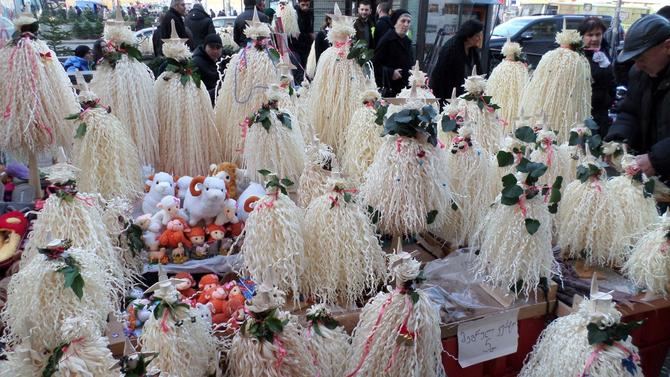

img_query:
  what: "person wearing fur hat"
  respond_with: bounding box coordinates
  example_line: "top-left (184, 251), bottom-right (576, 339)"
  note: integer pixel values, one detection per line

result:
top-left (373, 9), bottom-right (414, 97)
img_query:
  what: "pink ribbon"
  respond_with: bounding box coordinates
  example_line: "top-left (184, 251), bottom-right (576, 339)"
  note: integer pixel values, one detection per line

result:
top-left (273, 337), bottom-right (287, 369)
top-left (451, 136), bottom-right (469, 152)
top-left (161, 310), bottom-right (170, 333)
top-left (543, 138), bottom-right (554, 167)
top-left (580, 342), bottom-right (639, 377)
top-left (480, 96), bottom-right (496, 113)
top-left (437, 138), bottom-right (446, 149)
top-left (75, 195), bottom-right (95, 207)
top-left (334, 39), bottom-right (351, 58)
top-left (625, 164), bottom-right (641, 177)
top-left (591, 178), bottom-right (603, 193)
top-left (517, 195), bottom-right (528, 218)
top-left (396, 137), bottom-right (403, 153)
top-left (384, 295), bottom-right (415, 372)
top-left (346, 290), bottom-right (397, 377)
top-left (236, 117), bottom-right (251, 153)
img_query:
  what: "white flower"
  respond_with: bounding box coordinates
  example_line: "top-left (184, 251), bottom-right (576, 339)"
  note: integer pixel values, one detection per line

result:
top-left (389, 252), bottom-right (421, 283)
top-left (536, 129), bottom-right (556, 145)
top-left (360, 88), bottom-right (380, 103)
top-left (570, 126), bottom-right (592, 137)
top-left (306, 304), bottom-right (330, 317)
top-left (162, 40), bottom-right (192, 61)
top-left (103, 25), bottom-right (136, 45)
top-left (555, 29), bottom-right (582, 48)
top-left (501, 41), bottom-right (522, 60)
top-left (601, 141), bottom-right (622, 156)
top-left (246, 283), bottom-right (286, 313)
top-left (462, 75), bottom-right (487, 95)
top-left (501, 136), bottom-right (524, 151)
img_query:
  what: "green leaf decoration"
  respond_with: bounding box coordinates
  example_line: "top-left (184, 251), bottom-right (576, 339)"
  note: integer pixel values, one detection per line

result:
top-left (375, 103), bottom-right (388, 126)
top-left (124, 222), bottom-right (146, 257)
top-left (343, 192), bottom-right (352, 203)
top-left (122, 43), bottom-right (143, 61)
top-left (441, 116), bottom-right (459, 133)
top-left (548, 202), bottom-right (559, 214)
top-left (382, 106), bottom-right (439, 147)
top-left (501, 185), bottom-right (523, 206)
top-left (476, 100), bottom-right (484, 111)
top-left (410, 291), bottom-right (420, 305)
top-left (587, 134), bottom-right (603, 157)
top-left (179, 74), bottom-right (189, 86)
top-left (515, 126), bottom-right (537, 143)
top-left (192, 71), bottom-right (202, 89)
top-left (74, 123), bottom-right (87, 139)
top-left (426, 210), bottom-right (438, 225)
top-left (280, 178), bottom-right (294, 187)
top-left (312, 321), bottom-right (324, 337)
top-left (258, 169), bottom-right (271, 176)
top-left (643, 180), bottom-right (655, 198)
top-left (584, 118), bottom-right (600, 132)
top-left (279, 112), bottom-right (292, 129)
top-left (268, 47), bottom-right (280, 65)
top-left (65, 113), bottom-right (80, 120)
top-left (587, 320), bottom-right (643, 346)
top-left (576, 164), bottom-right (601, 183)
top-left (451, 202), bottom-right (458, 211)
top-left (261, 117), bottom-right (272, 132)
top-left (346, 39), bottom-right (374, 70)
top-left (497, 151), bottom-right (515, 167)
top-left (524, 218), bottom-right (541, 235)
top-left (52, 254), bottom-right (85, 300)
top-left (502, 174), bottom-right (518, 188)
top-left (549, 176), bottom-right (563, 203)
top-left (43, 342), bottom-right (67, 377)
top-left (568, 131), bottom-right (581, 146)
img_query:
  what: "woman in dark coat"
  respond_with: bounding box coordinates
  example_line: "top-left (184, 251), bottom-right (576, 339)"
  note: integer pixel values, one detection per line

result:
top-left (373, 9), bottom-right (414, 97)
top-left (579, 17), bottom-right (616, 137)
top-left (429, 19), bottom-right (483, 105)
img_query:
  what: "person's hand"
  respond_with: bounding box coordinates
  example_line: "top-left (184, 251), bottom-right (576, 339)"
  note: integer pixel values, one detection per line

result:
top-left (636, 154), bottom-right (656, 176)
top-left (392, 68), bottom-right (402, 80)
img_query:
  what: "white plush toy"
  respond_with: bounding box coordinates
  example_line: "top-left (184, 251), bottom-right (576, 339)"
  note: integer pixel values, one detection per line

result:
top-left (176, 176), bottom-right (192, 204)
top-left (135, 214), bottom-right (160, 251)
top-left (183, 175), bottom-right (228, 226)
top-left (143, 172), bottom-right (176, 215)
top-left (151, 195), bottom-right (186, 227)
top-left (236, 182), bottom-right (266, 222)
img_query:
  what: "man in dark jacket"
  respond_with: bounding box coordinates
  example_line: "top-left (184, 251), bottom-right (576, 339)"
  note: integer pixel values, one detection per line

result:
top-left (186, 3), bottom-right (215, 49)
top-left (233, 0), bottom-right (270, 47)
top-left (192, 33), bottom-right (225, 104)
top-left (290, 0), bottom-right (313, 83)
top-left (354, 0), bottom-right (375, 49)
top-left (374, 1), bottom-right (392, 42)
top-left (605, 15), bottom-right (670, 187)
top-left (156, 0), bottom-right (193, 56)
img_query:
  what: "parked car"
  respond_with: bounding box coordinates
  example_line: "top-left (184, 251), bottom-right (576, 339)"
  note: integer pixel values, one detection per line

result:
top-left (135, 27), bottom-right (157, 57)
top-left (212, 16), bottom-right (236, 31)
top-left (488, 14), bottom-right (612, 71)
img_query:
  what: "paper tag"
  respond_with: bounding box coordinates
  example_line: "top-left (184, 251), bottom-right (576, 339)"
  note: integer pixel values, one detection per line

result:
top-left (457, 309), bottom-right (519, 368)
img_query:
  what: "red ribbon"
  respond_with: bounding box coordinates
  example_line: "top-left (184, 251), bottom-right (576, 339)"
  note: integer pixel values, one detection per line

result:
top-left (346, 290), bottom-right (397, 377)
top-left (384, 295), bottom-right (415, 372)
top-left (517, 195), bottom-right (528, 218)
top-left (334, 39), bottom-right (351, 58)
top-left (543, 138), bottom-right (554, 167)
top-left (161, 310), bottom-right (170, 333)
top-left (437, 138), bottom-right (446, 149)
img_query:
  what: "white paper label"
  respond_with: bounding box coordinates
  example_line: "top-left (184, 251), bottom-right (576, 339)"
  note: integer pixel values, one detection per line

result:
top-left (457, 309), bottom-right (519, 368)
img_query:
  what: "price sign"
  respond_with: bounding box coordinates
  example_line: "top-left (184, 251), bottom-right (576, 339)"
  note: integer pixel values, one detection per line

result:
top-left (457, 309), bottom-right (519, 368)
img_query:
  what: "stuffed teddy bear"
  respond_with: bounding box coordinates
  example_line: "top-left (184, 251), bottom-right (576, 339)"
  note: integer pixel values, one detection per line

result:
top-left (142, 172), bottom-right (176, 215)
top-left (176, 176), bottom-right (193, 204)
top-left (159, 219), bottom-right (193, 249)
top-left (187, 226), bottom-right (209, 259)
top-left (152, 195), bottom-right (187, 226)
top-left (210, 162), bottom-right (240, 198)
top-left (135, 214), bottom-right (160, 251)
top-left (175, 272), bottom-right (197, 303)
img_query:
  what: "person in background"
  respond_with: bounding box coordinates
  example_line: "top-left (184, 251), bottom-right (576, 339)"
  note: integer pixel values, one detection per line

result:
top-left (579, 17), bottom-right (615, 136)
top-left (430, 19), bottom-right (483, 104)
top-left (374, 1), bottom-right (393, 42)
top-left (152, 13), bottom-right (165, 57)
top-left (63, 45), bottom-right (92, 72)
top-left (291, 0), bottom-right (313, 82)
top-left (135, 15), bottom-right (145, 30)
top-left (3, 162), bottom-right (30, 202)
top-left (658, 6), bottom-right (670, 20)
top-left (373, 9), bottom-right (414, 97)
top-left (157, 0), bottom-right (193, 56)
top-left (264, 6), bottom-right (275, 23)
top-left (192, 33), bottom-right (225, 104)
top-left (354, 0), bottom-right (375, 49)
top-left (186, 2), bottom-right (216, 49)
top-left (605, 15), bottom-right (670, 189)
top-left (209, 8), bottom-right (216, 18)
top-left (217, 10), bottom-right (225, 17)
top-left (233, 0), bottom-right (270, 47)
top-left (314, 15), bottom-right (331, 65)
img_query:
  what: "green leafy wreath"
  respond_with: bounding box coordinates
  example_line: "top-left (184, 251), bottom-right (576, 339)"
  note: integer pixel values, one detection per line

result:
top-left (38, 239), bottom-right (85, 300)
top-left (382, 105), bottom-right (439, 147)
top-left (240, 308), bottom-right (289, 343)
top-left (164, 57), bottom-right (202, 88)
